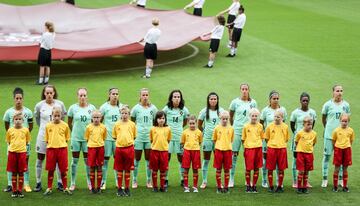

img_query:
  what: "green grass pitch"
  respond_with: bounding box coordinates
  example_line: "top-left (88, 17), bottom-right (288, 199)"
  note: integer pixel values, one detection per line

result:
top-left (0, 0), bottom-right (359, 205)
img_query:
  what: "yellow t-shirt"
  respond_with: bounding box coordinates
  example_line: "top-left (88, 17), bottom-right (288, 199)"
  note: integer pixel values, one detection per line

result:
top-left (213, 125), bottom-right (234, 151)
top-left (181, 128), bottom-right (203, 150)
top-left (150, 126), bottom-right (172, 151)
top-left (265, 122), bottom-right (290, 149)
top-left (332, 127), bottom-right (355, 149)
top-left (112, 120), bottom-right (137, 147)
top-left (6, 127), bottom-right (31, 153)
top-left (85, 123), bottom-right (107, 148)
top-left (242, 123), bottom-right (264, 149)
top-left (45, 121), bottom-right (70, 148)
top-left (295, 130), bottom-right (317, 153)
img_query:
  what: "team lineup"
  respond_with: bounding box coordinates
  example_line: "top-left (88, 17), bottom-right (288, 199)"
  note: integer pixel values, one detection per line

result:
top-left (3, 84), bottom-right (354, 198)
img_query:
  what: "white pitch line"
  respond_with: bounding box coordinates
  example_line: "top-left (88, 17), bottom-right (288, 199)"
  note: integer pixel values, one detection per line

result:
top-left (0, 43), bottom-right (199, 80)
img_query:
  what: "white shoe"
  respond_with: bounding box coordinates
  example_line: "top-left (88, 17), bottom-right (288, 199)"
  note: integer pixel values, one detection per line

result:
top-left (338, 180), bottom-right (343, 187)
top-left (228, 180), bottom-right (234, 188)
top-left (200, 182), bottom-right (207, 189)
top-left (321, 180), bottom-right (328, 188)
top-left (192, 187), bottom-right (198, 193)
top-left (100, 183), bottom-right (106, 190)
top-left (146, 181), bottom-right (153, 188)
top-left (292, 182), bottom-right (297, 188)
top-left (69, 185), bottom-right (76, 191)
top-left (306, 182), bottom-right (312, 188)
top-left (184, 187), bottom-right (190, 193)
top-left (261, 181), bottom-right (268, 188)
top-left (132, 181), bottom-right (138, 189)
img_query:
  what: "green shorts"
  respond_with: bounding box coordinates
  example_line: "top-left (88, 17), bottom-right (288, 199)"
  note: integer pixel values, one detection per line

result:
top-left (71, 140), bottom-right (88, 153)
top-left (262, 140), bottom-right (267, 153)
top-left (168, 140), bottom-right (183, 154)
top-left (202, 140), bottom-right (214, 152)
top-left (290, 137), bottom-right (296, 152)
top-left (134, 140), bottom-right (151, 150)
top-left (323, 138), bottom-right (334, 156)
top-left (26, 144), bottom-right (31, 156)
top-left (232, 134), bottom-right (242, 152)
top-left (105, 140), bottom-right (116, 157)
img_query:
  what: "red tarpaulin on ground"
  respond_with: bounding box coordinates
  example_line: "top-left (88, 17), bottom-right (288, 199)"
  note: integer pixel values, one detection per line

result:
top-left (0, 2), bottom-right (215, 61)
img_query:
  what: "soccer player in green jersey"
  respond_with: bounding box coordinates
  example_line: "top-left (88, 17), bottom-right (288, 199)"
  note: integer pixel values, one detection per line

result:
top-left (99, 88), bottom-right (123, 190)
top-left (321, 85), bottom-right (350, 188)
top-left (229, 83), bottom-right (257, 187)
top-left (3, 88), bottom-right (33, 193)
top-left (260, 90), bottom-right (287, 188)
top-left (131, 88), bottom-right (158, 188)
top-left (163, 90), bottom-right (189, 187)
top-left (290, 92), bottom-right (316, 188)
top-left (198, 92), bottom-right (224, 189)
top-left (68, 88), bottom-right (96, 191)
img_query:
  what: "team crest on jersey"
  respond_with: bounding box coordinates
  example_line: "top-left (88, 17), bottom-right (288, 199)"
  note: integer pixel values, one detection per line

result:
top-left (343, 106), bottom-right (346, 111)
top-left (88, 110), bottom-right (92, 114)
top-left (150, 111), bottom-right (154, 115)
top-left (180, 111), bottom-right (183, 115)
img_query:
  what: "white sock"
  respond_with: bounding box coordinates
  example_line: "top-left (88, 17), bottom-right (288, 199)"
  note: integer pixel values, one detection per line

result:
top-left (56, 164), bottom-right (62, 184)
top-left (145, 67), bottom-right (152, 77)
top-left (35, 159), bottom-right (43, 183)
top-left (208, 60), bottom-right (214, 66)
top-left (39, 77), bottom-right (43, 83)
top-left (44, 76), bottom-right (49, 83)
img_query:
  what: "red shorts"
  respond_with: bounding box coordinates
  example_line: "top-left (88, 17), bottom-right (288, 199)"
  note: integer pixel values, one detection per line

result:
top-left (244, 147), bottom-right (263, 170)
top-left (182, 149), bottom-right (201, 169)
top-left (7, 152), bottom-right (27, 173)
top-left (46, 147), bottom-right (68, 172)
top-left (88, 146), bottom-right (105, 167)
top-left (296, 152), bottom-right (314, 171)
top-left (213, 149), bottom-right (232, 170)
top-left (149, 150), bottom-right (168, 171)
top-left (266, 147), bottom-right (288, 170)
top-left (114, 146), bottom-right (135, 171)
top-left (333, 147), bottom-right (352, 166)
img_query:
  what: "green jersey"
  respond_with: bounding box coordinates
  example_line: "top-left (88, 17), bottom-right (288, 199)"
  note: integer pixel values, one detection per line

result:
top-left (100, 102), bottom-right (123, 141)
top-left (198, 107), bottom-right (225, 141)
top-left (229, 98), bottom-right (257, 135)
top-left (131, 103), bottom-right (158, 142)
top-left (290, 108), bottom-right (317, 133)
top-left (3, 106), bottom-right (33, 128)
top-left (68, 103), bottom-right (96, 141)
top-left (260, 105), bottom-right (287, 129)
top-left (163, 105), bottom-right (189, 141)
top-left (322, 99), bottom-right (350, 139)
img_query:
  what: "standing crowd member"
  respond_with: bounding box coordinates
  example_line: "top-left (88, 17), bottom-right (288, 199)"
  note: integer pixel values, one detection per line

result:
top-left (295, 116), bottom-right (316, 194)
top-left (242, 108), bottom-right (264, 193)
top-left (217, 0), bottom-right (241, 47)
top-left (198, 92), bottom-right (224, 189)
top-left (181, 115), bottom-right (202, 193)
top-left (85, 110), bottom-right (107, 194)
top-left (131, 88), bottom-right (158, 188)
top-left (332, 114), bottom-right (355, 192)
top-left (163, 90), bottom-right (189, 187)
top-left (204, 15), bottom-right (226, 68)
top-left (68, 88), bottom-right (96, 191)
top-left (184, 0), bottom-right (205, 16)
top-left (226, 5), bottom-right (246, 57)
top-left (264, 110), bottom-right (290, 193)
top-left (34, 85), bottom-right (66, 192)
top-left (43, 107), bottom-right (72, 195)
top-left (113, 106), bottom-right (137, 197)
top-left (6, 112), bottom-right (31, 198)
top-left (37, 22), bottom-right (55, 85)
top-left (228, 83), bottom-right (257, 187)
top-left (3, 88), bottom-right (33, 193)
top-left (321, 85), bottom-right (350, 188)
top-left (290, 92), bottom-right (316, 188)
top-left (149, 111), bottom-right (172, 192)
top-left (140, 18), bottom-right (161, 78)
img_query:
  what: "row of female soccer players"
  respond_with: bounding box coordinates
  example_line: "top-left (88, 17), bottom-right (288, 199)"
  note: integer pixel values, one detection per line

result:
top-left (3, 83), bottom-right (353, 197)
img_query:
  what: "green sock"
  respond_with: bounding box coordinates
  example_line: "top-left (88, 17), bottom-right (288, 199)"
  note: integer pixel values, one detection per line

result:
top-left (7, 172), bottom-right (12, 186)
top-left (133, 160), bottom-right (140, 182)
top-left (292, 156), bottom-right (297, 183)
top-left (102, 159), bottom-right (109, 185)
top-left (71, 157), bottom-right (79, 186)
top-left (179, 163), bottom-right (184, 181)
top-left (24, 170), bottom-right (30, 186)
top-left (322, 154), bottom-right (330, 178)
top-left (262, 158), bottom-right (268, 183)
top-left (230, 154), bottom-right (238, 182)
top-left (202, 160), bottom-right (209, 183)
top-left (146, 160), bottom-right (151, 182)
top-left (114, 170), bottom-right (118, 187)
top-left (84, 158), bottom-right (90, 185)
